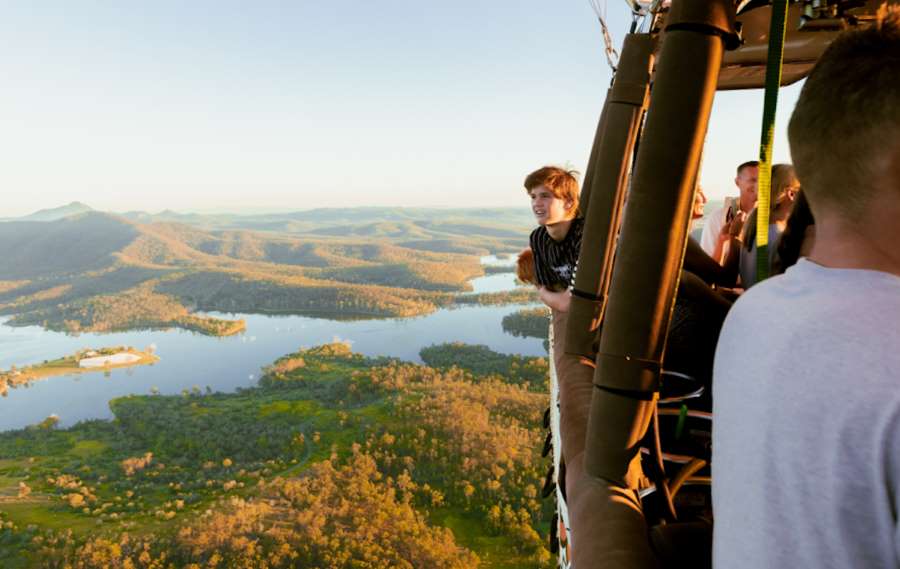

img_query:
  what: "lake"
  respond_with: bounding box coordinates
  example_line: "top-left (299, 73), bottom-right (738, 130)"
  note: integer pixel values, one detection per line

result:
top-left (466, 254), bottom-right (521, 294)
top-left (466, 273), bottom-right (520, 294)
top-left (0, 260), bottom-right (542, 431)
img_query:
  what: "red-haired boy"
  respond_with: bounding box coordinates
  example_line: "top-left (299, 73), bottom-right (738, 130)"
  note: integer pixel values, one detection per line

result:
top-left (523, 166), bottom-right (583, 313)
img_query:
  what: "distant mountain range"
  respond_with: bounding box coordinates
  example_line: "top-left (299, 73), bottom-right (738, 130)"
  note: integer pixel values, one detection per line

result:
top-left (4, 203), bottom-right (533, 233)
top-left (0, 210), bottom-right (523, 280)
top-left (0, 206), bottom-right (534, 334)
top-left (6, 201), bottom-right (95, 222)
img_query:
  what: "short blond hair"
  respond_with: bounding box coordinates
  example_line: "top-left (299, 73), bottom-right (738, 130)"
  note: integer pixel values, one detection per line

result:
top-left (787, 6), bottom-right (900, 222)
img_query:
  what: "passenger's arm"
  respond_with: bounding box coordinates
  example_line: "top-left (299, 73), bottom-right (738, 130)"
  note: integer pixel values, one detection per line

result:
top-left (719, 213), bottom-right (746, 284)
top-left (685, 237), bottom-right (738, 288)
top-left (539, 287), bottom-right (571, 313)
top-left (710, 233), bottom-right (728, 266)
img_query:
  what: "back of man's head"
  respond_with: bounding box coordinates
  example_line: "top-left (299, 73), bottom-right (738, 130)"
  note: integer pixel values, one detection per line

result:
top-left (788, 5), bottom-right (900, 223)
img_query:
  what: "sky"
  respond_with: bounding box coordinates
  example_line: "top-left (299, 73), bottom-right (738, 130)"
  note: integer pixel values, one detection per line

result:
top-left (0, 1), bottom-right (801, 217)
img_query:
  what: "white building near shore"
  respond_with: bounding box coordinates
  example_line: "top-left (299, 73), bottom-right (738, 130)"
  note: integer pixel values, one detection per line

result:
top-left (78, 353), bottom-right (141, 368)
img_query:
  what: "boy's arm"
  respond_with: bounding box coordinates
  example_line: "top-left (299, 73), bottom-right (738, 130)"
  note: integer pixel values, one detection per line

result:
top-left (539, 287), bottom-right (571, 313)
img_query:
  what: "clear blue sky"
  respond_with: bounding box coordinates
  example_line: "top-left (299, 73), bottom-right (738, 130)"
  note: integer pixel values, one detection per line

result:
top-left (0, 1), bottom-right (799, 216)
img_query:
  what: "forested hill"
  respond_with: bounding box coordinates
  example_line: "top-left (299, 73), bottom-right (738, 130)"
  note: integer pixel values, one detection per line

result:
top-left (0, 342), bottom-right (554, 568)
top-left (0, 212), bottom-right (140, 280)
top-left (0, 207), bottom-right (535, 334)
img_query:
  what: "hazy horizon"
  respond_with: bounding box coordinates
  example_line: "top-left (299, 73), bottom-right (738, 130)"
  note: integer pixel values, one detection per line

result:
top-left (10, 195), bottom-right (735, 219)
top-left (11, 199), bottom-right (543, 218)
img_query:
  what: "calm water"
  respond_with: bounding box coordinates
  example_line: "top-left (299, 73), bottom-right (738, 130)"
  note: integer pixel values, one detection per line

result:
top-left (466, 272), bottom-right (522, 294)
top-left (0, 262), bottom-right (542, 431)
top-left (467, 254), bottom-right (521, 294)
top-left (479, 253), bottom-right (517, 267)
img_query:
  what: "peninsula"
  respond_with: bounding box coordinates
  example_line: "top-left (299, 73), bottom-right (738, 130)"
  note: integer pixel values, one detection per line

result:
top-left (0, 346), bottom-right (158, 397)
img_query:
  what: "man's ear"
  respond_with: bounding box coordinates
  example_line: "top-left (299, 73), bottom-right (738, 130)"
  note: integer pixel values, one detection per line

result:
top-left (565, 200), bottom-right (575, 212)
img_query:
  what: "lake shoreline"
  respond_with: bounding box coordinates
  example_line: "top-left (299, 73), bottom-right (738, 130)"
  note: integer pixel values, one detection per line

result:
top-left (0, 347), bottom-right (158, 398)
top-left (0, 257), bottom-right (541, 432)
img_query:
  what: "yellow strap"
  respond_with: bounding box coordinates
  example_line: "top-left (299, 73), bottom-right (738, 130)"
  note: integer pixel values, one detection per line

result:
top-left (756, 0), bottom-right (789, 282)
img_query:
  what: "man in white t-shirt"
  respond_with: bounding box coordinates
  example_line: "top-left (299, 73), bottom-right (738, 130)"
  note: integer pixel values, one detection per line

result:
top-left (699, 161), bottom-right (758, 262)
top-left (713, 8), bottom-right (900, 569)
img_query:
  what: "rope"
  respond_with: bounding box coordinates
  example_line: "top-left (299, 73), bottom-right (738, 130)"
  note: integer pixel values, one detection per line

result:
top-left (587, 0), bottom-right (620, 72)
top-left (755, 0), bottom-right (789, 283)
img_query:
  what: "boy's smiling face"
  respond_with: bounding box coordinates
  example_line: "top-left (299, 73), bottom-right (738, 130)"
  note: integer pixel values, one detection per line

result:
top-left (529, 185), bottom-right (574, 226)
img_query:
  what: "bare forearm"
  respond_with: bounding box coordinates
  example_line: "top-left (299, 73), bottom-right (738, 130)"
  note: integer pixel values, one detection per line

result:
top-left (539, 287), bottom-right (571, 312)
top-left (711, 239), bottom-right (726, 266)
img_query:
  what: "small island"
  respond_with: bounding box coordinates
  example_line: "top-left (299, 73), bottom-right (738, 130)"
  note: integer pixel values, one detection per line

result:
top-left (0, 346), bottom-right (159, 397)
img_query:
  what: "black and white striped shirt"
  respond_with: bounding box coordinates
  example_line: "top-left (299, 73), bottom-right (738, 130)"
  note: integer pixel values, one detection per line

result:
top-left (529, 217), bottom-right (583, 291)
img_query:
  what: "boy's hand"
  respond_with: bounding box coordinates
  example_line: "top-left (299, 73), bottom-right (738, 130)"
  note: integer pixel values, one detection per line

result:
top-left (516, 248), bottom-right (537, 286)
top-left (539, 287), bottom-right (571, 313)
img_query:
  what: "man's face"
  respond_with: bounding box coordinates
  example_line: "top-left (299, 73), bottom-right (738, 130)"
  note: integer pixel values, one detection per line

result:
top-left (735, 165), bottom-right (759, 213)
top-left (529, 185), bottom-right (573, 226)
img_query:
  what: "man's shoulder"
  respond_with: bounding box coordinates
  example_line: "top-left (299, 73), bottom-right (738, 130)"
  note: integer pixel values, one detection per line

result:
top-left (728, 261), bottom-right (814, 312)
top-left (707, 202), bottom-right (729, 223)
top-left (724, 260), bottom-right (900, 340)
top-left (720, 275), bottom-right (787, 337)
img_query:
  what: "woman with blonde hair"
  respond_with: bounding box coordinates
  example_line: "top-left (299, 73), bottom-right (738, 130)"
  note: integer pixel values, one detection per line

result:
top-left (737, 163), bottom-right (801, 288)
